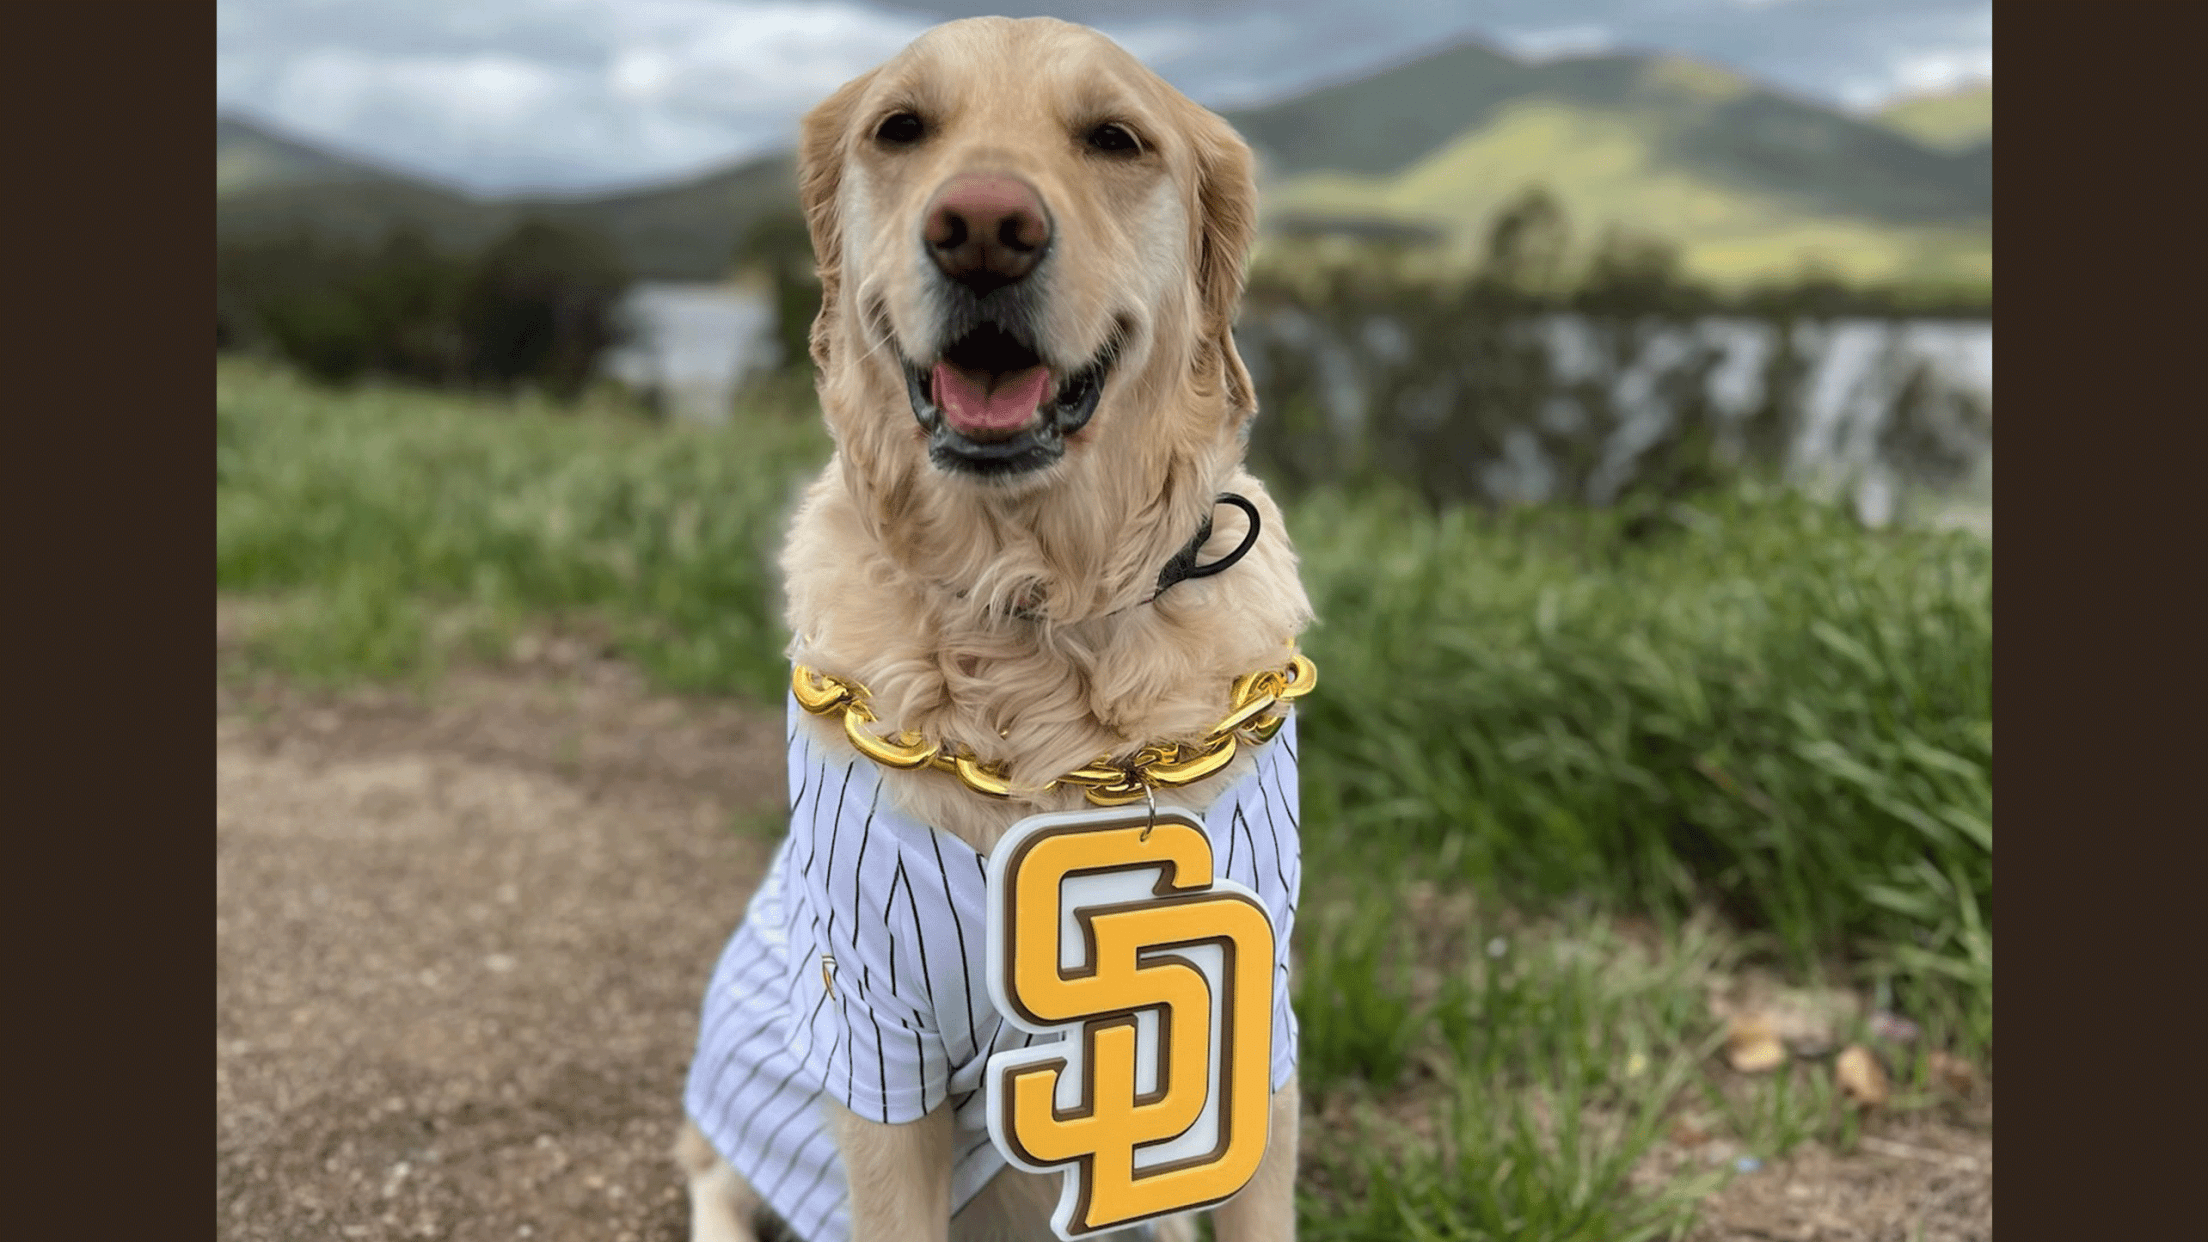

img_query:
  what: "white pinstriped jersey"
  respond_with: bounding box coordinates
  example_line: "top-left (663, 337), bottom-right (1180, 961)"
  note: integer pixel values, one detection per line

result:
top-left (683, 696), bottom-right (1303, 1242)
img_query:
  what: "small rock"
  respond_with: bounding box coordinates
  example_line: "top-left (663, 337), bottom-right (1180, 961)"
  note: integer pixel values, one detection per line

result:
top-left (1734, 1156), bottom-right (1762, 1173)
top-left (1927, 1048), bottom-right (1979, 1096)
top-left (484, 953), bottom-right (517, 974)
top-left (1836, 1043), bottom-right (1890, 1107)
top-left (1726, 1014), bottom-right (1788, 1074)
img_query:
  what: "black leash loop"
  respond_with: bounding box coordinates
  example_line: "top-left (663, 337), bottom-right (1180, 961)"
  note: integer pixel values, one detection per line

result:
top-left (1153, 493), bottom-right (1261, 599)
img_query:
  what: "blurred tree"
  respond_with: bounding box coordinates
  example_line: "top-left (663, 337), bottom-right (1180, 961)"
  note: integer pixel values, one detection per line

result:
top-left (734, 210), bottom-right (821, 376)
top-left (1575, 226), bottom-right (1698, 314)
top-left (244, 231), bottom-right (377, 384)
top-left (354, 225), bottom-right (470, 385)
top-left (460, 219), bottom-right (631, 401)
top-left (1478, 184), bottom-right (1571, 302)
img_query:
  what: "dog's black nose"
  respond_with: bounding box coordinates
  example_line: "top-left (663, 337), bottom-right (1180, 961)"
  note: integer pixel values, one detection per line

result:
top-left (925, 173), bottom-right (1051, 293)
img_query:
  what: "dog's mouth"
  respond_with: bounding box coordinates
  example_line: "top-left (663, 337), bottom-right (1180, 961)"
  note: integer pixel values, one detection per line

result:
top-left (902, 322), bottom-right (1119, 477)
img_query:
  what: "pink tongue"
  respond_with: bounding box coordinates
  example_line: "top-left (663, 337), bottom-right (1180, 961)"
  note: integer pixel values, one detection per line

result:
top-left (933, 363), bottom-right (1050, 433)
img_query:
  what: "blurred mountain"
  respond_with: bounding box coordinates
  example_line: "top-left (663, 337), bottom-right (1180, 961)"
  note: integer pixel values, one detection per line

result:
top-left (1232, 47), bottom-right (1990, 287)
top-left (1876, 84), bottom-right (1992, 153)
top-left (218, 116), bottom-right (407, 195)
top-left (217, 114), bottom-right (794, 279)
top-left (218, 41), bottom-right (1992, 289)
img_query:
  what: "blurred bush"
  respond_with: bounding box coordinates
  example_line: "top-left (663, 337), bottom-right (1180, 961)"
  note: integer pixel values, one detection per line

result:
top-left (1241, 185), bottom-right (1991, 523)
top-left (217, 219), bottom-right (630, 401)
top-left (733, 209), bottom-right (821, 379)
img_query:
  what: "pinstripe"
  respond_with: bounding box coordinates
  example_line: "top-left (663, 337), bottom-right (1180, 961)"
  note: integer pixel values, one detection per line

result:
top-left (694, 952), bottom-right (786, 1105)
top-left (821, 764), bottom-right (856, 945)
top-left (893, 855), bottom-right (941, 1046)
top-left (1241, 804), bottom-right (1261, 884)
top-left (732, 982), bottom-right (835, 1151)
top-left (849, 778), bottom-right (883, 952)
top-left (1255, 762), bottom-right (1299, 918)
top-left (789, 730), bottom-right (811, 811)
top-left (883, 867), bottom-right (905, 1006)
top-left (928, 827), bottom-right (980, 1062)
top-left (774, 1127), bottom-right (844, 1231)
top-left (755, 989), bottom-right (840, 1154)
top-left (1259, 756), bottom-right (1295, 912)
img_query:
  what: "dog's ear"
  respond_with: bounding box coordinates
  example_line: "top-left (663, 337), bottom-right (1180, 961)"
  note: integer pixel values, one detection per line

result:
top-left (1187, 106), bottom-right (1259, 423)
top-left (796, 69), bottom-right (878, 370)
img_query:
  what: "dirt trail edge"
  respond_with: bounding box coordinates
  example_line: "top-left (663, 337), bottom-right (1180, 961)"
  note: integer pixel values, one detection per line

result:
top-left (217, 647), bottom-right (785, 1241)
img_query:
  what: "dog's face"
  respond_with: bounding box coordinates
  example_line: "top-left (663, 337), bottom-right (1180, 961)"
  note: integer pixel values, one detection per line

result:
top-left (797, 17), bottom-right (1257, 494)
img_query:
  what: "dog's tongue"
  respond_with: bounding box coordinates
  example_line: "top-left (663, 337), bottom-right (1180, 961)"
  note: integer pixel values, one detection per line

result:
top-left (933, 362), bottom-right (1050, 434)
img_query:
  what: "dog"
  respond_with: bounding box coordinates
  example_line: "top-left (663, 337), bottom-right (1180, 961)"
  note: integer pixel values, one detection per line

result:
top-left (676, 17), bottom-right (1313, 1242)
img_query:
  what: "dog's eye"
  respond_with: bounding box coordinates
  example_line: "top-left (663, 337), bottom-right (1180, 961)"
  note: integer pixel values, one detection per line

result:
top-left (1085, 122), bottom-right (1141, 155)
top-left (874, 112), bottom-right (925, 146)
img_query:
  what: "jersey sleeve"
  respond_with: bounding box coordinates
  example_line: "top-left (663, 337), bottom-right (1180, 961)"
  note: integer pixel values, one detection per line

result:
top-left (777, 722), bottom-right (957, 1124)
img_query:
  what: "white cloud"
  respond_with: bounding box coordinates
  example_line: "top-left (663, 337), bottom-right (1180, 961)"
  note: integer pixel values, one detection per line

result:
top-left (1837, 46), bottom-right (1991, 111)
top-left (219, 0), bottom-right (934, 192)
top-left (1890, 48), bottom-right (1993, 97)
top-left (1493, 24), bottom-right (1616, 61)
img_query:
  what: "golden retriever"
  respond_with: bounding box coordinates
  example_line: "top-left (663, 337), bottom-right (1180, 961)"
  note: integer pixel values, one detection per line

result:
top-left (677, 17), bottom-right (1311, 1241)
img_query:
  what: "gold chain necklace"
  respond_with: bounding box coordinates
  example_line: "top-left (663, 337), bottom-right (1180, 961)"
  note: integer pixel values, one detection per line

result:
top-left (790, 652), bottom-right (1315, 805)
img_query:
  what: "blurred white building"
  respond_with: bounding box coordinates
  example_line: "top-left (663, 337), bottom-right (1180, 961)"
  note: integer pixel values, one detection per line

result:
top-left (600, 282), bottom-right (780, 425)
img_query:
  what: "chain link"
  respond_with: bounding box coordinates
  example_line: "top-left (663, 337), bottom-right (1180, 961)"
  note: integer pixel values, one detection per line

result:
top-left (790, 652), bottom-right (1315, 805)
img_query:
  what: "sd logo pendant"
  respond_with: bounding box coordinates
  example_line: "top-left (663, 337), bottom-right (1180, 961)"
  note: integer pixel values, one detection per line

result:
top-left (982, 803), bottom-right (1277, 1239)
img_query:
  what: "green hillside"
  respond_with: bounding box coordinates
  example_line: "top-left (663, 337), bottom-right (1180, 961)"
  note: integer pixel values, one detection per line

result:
top-left (1266, 96), bottom-right (1991, 288)
top-left (218, 115), bottom-right (411, 197)
top-left (1878, 84), bottom-right (1993, 153)
top-left (1226, 46), bottom-right (1987, 225)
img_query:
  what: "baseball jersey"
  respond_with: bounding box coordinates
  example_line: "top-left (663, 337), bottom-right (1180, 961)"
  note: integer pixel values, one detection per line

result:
top-left (683, 696), bottom-right (1303, 1242)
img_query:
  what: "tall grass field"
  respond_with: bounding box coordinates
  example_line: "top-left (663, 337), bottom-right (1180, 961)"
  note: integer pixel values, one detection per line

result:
top-left (217, 358), bottom-right (1991, 1238)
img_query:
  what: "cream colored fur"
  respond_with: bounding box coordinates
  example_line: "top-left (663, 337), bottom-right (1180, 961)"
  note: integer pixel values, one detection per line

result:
top-left (680, 16), bottom-right (1308, 1240)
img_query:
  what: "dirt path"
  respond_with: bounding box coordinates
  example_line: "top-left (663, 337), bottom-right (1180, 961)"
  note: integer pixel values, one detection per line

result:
top-left (217, 641), bottom-right (786, 1241)
top-left (216, 633), bottom-right (1988, 1242)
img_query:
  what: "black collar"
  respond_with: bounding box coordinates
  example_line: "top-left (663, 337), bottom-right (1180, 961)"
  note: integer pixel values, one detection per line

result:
top-left (972, 492), bottom-right (1262, 620)
top-left (1148, 493), bottom-right (1261, 602)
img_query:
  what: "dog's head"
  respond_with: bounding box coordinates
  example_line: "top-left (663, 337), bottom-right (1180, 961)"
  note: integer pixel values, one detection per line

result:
top-left (796, 17), bottom-right (1257, 499)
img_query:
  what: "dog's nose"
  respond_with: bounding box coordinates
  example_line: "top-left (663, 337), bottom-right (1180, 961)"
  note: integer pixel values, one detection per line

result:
top-left (924, 174), bottom-right (1050, 292)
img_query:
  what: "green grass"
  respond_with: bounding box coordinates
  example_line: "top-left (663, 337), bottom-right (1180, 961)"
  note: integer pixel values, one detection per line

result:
top-left (216, 358), bottom-right (1991, 1236)
top-left (217, 358), bottom-right (825, 698)
top-left (1289, 487), bottom-right (1992, 1053)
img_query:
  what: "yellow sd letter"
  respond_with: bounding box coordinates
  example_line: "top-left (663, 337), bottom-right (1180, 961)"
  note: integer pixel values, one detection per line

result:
top-left (983, 806), bottom-right (1275, 1239)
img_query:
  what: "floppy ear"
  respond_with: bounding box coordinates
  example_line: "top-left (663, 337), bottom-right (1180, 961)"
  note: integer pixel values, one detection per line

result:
top-left (1187, 107), bottom-right (1259, 422)
top-left (795, 69), bottom-right (878, 370)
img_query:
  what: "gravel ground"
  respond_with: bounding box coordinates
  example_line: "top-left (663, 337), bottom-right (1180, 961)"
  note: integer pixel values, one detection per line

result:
top-left (215, 634), bottom-right (1989, 1242)
top-left (216, 646), bottom-right (784, 1241)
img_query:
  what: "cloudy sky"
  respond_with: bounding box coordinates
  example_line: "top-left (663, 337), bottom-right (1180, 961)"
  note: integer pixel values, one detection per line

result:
top-left (216, 0), bottom-right (1993, 196)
